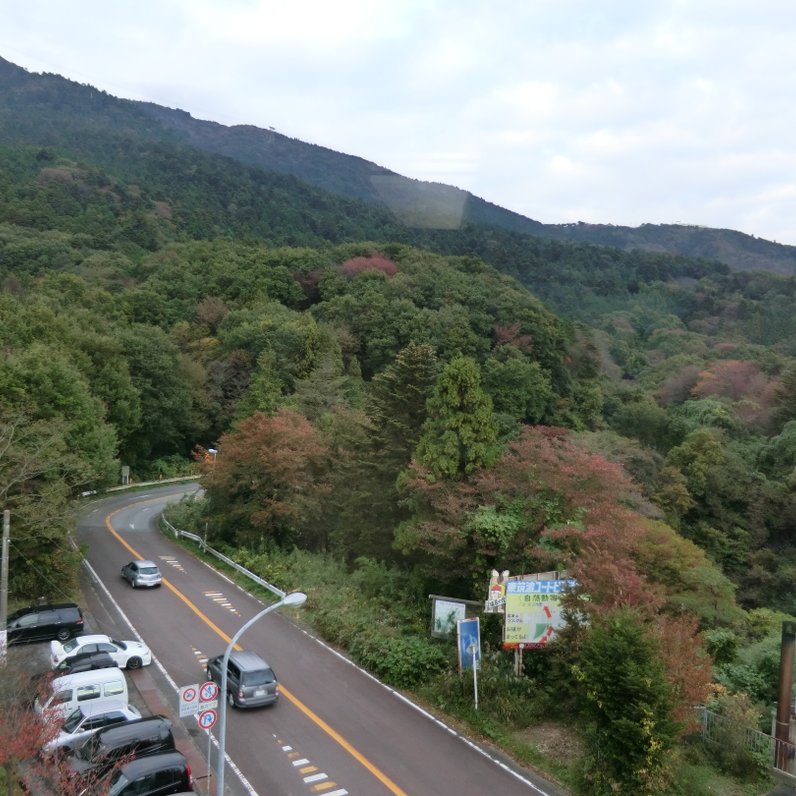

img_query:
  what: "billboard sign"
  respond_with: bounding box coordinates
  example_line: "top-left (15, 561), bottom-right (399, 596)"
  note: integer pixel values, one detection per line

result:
top-left (503, 578), bottom-right (576, 649)
top-left (430, 597), bottom-right (467, 639)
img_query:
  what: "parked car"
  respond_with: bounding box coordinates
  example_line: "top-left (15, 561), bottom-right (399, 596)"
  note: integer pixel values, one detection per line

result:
top-left (54, 650), bottom-right (119, 676)
top-left (121, 559), bottom-right (162, 588)
top-left (34, 668), bottom-right (129, 720)
top-left (43, 700), bottom-right (141, 755)
top-left (6, 603), bottom-right (84, 644)
top-left (51, 634), bottom-right (152, 670)
top-left (67, 715), bottom-right (174, 780)
top-left (206, 650), bottom-right (279, 708)
top-left (79, 750), bottom-right (193, 796)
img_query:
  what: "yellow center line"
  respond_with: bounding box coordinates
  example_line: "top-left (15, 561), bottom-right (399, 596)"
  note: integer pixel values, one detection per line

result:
top-left (103, 502), bottom-right (409, 796)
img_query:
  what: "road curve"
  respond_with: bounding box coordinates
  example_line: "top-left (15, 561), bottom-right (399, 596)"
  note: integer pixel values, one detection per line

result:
top-left (77, 484), bottom-right (569, 796)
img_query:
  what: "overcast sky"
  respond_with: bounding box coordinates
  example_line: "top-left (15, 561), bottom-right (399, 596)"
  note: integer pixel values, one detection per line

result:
top-left (3, 1), bottom-right (796, 244)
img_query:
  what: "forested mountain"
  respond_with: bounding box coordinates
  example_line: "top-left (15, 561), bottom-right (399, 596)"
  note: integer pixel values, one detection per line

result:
top-left (3, 53), bottom-right (796, 793)
top-left (4, 55), bottom-right (796, 274)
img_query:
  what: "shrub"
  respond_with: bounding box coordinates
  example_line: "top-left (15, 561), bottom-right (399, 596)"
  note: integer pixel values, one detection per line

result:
top-left (349, 631), bottom-right (447, 689)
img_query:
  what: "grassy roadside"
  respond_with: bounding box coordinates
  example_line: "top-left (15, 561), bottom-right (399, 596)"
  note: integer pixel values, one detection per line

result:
top-left (158, 503), bottom-right (778, 796)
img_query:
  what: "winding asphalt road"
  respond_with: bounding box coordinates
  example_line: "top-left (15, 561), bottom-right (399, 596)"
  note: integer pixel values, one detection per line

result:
top-left (77, 483), bottom-right (569, 796)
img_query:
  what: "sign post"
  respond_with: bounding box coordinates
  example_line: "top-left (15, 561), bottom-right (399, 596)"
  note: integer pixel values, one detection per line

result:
top-left (198, 681), bottom-right (219, 788)
top-left (457, 617), bottom-right (481, 711)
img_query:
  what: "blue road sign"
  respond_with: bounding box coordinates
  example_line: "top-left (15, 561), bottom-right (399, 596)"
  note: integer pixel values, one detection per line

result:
top-left (457, 617), bottom-right (481, 672)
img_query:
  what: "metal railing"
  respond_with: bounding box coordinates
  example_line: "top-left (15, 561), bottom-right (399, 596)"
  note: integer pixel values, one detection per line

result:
top-left (161, 516), bottom-right (286, 599)
top-left (699, 706), bottom-right (796, 776)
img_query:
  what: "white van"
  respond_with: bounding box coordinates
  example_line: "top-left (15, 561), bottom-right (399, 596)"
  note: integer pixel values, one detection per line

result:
top-left (34, 667), bottom-right (128, 719)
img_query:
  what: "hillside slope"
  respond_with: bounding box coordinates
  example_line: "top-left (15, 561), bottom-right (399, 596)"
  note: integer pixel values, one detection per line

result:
top-left (4, 55), bottom-right (796, 274)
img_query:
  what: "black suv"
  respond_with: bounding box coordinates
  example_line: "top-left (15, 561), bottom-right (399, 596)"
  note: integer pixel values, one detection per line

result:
top-left (86, 751), bottom-right (194, 796)
top-left (54, 650), bottom-right (118, 676)
top-left (68, 716), bottom-right (175, 779)
top-left (7, 603), bottom-right (84, 644)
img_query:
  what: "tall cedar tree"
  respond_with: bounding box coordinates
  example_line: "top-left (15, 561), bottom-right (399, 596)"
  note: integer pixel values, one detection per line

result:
top-left (573, 609), bottom-right (681, 796)
top-left (366, 342), bottom-right (440, 466)
top-left (413, 355), bottom-right (498, 479)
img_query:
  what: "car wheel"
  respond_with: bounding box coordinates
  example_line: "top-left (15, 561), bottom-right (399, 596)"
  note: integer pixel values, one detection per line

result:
top-left (127, 657), bottom-right (143, 670)
top-left (56, 628), bottom-right (71, 642)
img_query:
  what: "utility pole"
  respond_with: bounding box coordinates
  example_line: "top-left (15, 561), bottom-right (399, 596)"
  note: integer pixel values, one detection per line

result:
top-left (0, 510), bottom-right (9, 661)
top-left (775, 621), bottom-right (795, 770)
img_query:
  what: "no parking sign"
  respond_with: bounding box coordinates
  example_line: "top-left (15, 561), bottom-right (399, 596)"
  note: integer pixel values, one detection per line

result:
top-left (178, 684), bottom-right (199, 718)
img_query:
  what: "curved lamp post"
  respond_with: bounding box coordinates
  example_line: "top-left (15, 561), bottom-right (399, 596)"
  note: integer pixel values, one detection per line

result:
top-left (216, 591), bottom-right (307, 796)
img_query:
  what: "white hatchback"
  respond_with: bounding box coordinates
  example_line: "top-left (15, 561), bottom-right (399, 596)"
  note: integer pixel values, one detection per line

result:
top-left (43, 700), bottom-right (141, 755)
top-left (51, 634), bottom-right (152, 670)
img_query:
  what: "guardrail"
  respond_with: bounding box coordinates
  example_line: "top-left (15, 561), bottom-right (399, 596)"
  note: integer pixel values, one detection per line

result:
top-left (161, 516), bottom-right (286, 599)
top-left (81, 475), bottom-right (199, 497)
top-left (699, 706), bottom-right (796, 780)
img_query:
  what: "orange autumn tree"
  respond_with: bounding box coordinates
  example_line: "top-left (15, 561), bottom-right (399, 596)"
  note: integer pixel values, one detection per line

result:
top-left (0, 667), bottom-right (61, 796)
top-left (201, 408), bottom-right (329, 549)
top-left (399, 424), bottom-right (712, 722)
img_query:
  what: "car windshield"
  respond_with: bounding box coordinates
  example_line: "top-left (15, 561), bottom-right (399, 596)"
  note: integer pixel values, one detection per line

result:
top-left (241, 668), bottom-right (275, 686)
top-left (111, 640), bottom-right (126, 650)
top-left (139, 567), bottom-right (159, 575)
top-left (75, 731), bottom-right (102, 761)
top-left (62, 638), bottom-right (82, 653)
top-left (107, 770), bottom-right (130, 796)
top-left (62, 707), bottom-right (85, 733)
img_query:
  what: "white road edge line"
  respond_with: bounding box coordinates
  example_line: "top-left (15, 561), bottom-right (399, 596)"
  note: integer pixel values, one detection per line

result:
top-left (79, 554), bottom-right (259, 796)
top-left (192, 551), bottom-right (553, 795)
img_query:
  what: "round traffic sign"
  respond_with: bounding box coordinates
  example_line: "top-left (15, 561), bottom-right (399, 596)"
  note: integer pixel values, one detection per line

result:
top-left (200, 681), bottom-right (219, 701)
top-left (181, 686), bottom-right (197, 703)
top-left (198, 708), bottom-right (217, 730)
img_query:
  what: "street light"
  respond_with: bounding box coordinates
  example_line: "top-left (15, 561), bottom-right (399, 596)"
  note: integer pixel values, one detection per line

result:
top-left (207, 448), bottom-right (218, 467)
top-left (216, 591), bottom-right (307, 796)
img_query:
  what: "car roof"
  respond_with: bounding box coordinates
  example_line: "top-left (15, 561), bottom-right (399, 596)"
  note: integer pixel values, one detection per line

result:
top-left (10, 602), bottom-right (80, 616)
top-left (62, 650), bottom-right (114, 661)
top-left (73, 699), bottom-right (131, 718)
top-left (130, 559), bottom-right (158, 567)
top-left (95, 715), bottom-right (171, 742)
top-left (112, 750), bottom-right (186, 777)
top-left (65, 634), bottom-right (112, 644)
top-left (52, 667), bottom-right (127, 686)
top-left (229, 650), bottom-right (271, 670)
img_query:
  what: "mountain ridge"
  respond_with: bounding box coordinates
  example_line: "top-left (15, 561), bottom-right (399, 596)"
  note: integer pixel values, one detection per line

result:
top-left (3, 53), bottom-right (796, 275)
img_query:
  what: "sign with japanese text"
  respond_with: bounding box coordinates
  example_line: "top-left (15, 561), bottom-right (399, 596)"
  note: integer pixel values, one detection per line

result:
top-left (179, 684), bottom-right (199, 717)
top-left (503, 578), bottom-right (576, 649)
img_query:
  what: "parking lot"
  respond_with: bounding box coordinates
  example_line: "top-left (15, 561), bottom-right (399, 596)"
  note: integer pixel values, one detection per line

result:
top-left (9, 571), bottom-right (214, 795)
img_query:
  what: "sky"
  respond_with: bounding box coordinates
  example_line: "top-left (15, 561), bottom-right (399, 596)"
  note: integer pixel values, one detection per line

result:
top-left (3, 0), bottom-right (796, 245)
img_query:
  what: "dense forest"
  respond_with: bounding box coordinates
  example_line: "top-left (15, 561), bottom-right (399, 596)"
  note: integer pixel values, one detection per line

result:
top-left (4, 57), bottom-right (796, 794)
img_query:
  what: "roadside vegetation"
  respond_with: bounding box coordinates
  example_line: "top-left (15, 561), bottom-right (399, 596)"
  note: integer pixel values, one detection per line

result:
top-left (5, 75), bottom-right (796, 794)
top-left (163, 497), bottom-right (776, 795)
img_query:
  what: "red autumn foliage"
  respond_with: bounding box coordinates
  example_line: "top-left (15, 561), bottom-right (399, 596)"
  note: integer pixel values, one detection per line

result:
top-left (341, 255), bottom-right (398, 278)
top-left (493, 322), bottom-right (535, 353)
top-left (657, 365), bottom-right (702, 406)
top-left (649, 614), bottom-right (713, 729)
top-left (205, 408), bottom-right (329, 535)
top-left (691, 359), bottom-right (769, 403)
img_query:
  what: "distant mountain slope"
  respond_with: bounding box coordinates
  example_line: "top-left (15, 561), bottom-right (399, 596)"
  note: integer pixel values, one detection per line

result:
top-left (537, 220), bottom-right (796, 275)
top-left (3, 54), bottom-right (796, 275)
